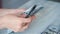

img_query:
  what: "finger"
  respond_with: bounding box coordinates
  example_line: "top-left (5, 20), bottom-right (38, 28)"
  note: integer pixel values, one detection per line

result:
top-left (10, 9), bottom-right (25, 14)
top-left (19, 17), bottom-right (32, 28)
top-left (20, 23), bottom-right (29, 32)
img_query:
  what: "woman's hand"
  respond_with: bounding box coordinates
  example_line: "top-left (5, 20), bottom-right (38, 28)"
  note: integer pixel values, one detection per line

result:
top-left (0, 9), bottom-right (35, 32)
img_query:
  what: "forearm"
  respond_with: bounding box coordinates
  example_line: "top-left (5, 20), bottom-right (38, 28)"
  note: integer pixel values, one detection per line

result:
top-left (0, 9), bottom-right (14, 16)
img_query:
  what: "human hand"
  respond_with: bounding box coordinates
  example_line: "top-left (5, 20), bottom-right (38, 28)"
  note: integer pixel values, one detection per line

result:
top-left (0, 9), bottom-right (35, 32)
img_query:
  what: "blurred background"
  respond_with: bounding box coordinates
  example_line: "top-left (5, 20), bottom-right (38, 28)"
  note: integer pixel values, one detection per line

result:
top-left (0, 0), bottom-right (30, 8)
top-left (0, 0), bottom-right (60, 8)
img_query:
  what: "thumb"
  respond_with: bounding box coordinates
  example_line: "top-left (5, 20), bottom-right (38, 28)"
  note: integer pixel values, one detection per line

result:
top-left (7, 9), bottom-right (25, 14)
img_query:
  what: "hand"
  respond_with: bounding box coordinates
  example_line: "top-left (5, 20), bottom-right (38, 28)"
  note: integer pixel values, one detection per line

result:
top-left (0, 9), bottom-right (35, 32)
